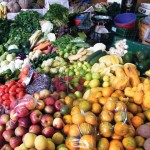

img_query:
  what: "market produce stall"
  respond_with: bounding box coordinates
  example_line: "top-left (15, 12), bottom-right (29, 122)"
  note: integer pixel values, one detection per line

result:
top-left (0, 1), bottom-right (150, 150)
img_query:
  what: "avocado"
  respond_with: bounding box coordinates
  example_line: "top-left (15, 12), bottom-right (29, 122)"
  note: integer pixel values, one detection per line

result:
top-left (137, 59), bottom-right (150, 73)
top-left (122, 52), bottom-right (135, 63)
top-left (136, 50), bottom-right (150, 62)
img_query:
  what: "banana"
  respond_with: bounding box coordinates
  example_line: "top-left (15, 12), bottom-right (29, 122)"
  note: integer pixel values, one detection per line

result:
top-left (0, 4), bottom-right (3, 13)
top-left (3, 5), bottom-right (6, 15)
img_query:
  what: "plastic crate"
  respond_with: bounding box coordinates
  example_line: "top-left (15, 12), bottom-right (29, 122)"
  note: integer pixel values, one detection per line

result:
top-left (111, 26), bottom-right (138, 40)
top-left (109, 36), bottom-right (150, 52)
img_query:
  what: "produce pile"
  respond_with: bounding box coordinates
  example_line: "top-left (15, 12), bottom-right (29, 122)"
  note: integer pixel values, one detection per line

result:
top-left (0, 3), bottom-right (150, 150)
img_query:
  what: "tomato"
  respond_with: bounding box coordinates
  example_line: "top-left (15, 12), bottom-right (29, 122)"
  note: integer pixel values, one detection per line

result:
top-left (9, 85), bottom-right (18, 93)
top-left (5, 80), bottom-right (16, 87)
top-left (22, 67), bottom-right (29, 75)
top-left (2, 93), bottom-right (9, 100)
top-left (16, 88), bottom-right (25, 93)
top-left (0, 85), bottom-right (7, 89)
top-left (9, 91), bottom-right (16, 96)
top-left (5, 100), bottom-right (11, 107)
top-left (0, 89), bottom-right (5, 96)
top-left (16, 82), bottom-right (23, 88)
top-left (5, 87), bottom-right (10, 93)
top-left (0, 97), bottom-right (2, 104)
top-left (18, 92), bottom-right (25, 99)
top-left (9, 95), bottom-right (16, 101)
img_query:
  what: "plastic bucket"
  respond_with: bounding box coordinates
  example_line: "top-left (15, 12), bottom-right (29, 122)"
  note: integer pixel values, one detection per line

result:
top-left (114, 13), bottom-right (137, 29)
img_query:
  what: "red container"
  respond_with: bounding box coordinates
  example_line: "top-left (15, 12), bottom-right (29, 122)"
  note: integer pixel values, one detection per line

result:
top-left (115, 21), bottom-right (136, 29)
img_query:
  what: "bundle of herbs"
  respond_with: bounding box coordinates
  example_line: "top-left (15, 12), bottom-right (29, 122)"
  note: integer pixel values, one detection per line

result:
top-left (5, 11), bottom-right (42, 48)
top-left (44, 3), bottom-right (69, 27)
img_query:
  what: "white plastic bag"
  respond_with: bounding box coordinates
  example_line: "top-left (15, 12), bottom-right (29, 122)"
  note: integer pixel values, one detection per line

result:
top-left (45, 0), bottom-right (69, 9)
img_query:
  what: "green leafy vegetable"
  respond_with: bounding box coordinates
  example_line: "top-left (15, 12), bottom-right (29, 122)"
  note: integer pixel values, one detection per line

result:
top-left (44, 3), bottom-right (69, 27)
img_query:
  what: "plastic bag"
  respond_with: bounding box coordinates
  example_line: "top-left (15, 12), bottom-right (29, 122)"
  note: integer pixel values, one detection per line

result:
top-left (64, 106), bottom-right (97, 149)
top-left (45, 0), bottom-right (69, 9)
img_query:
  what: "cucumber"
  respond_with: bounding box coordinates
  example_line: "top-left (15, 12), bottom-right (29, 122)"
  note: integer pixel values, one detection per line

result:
top-left (8, 49), bottom-right (23, 54)
top-left (89, 51), bottom-right (107, 65)
top-left (86, 50), bottom-right (103, 63)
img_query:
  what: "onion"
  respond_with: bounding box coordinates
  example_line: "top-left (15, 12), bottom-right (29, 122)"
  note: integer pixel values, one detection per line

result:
top-left (16, 53), bottom-right (26, 60)
top-left (53, 118), bottom-right (64, 129)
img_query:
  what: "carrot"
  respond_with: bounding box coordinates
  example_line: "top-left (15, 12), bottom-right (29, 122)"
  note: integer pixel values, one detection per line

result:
top-left (33, 41), bottom-right (51, 51)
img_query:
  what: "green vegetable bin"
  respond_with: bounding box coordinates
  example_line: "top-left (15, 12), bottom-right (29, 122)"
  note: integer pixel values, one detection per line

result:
top-left (109, 36), bottom-right (150, 52)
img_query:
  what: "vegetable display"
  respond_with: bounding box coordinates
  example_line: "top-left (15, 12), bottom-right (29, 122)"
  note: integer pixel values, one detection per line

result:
top-left (0, 3), bottom-right (150, 150)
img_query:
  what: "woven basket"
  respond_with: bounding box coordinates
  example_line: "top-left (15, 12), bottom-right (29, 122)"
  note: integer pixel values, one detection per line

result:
top-left (139, 20), bottom-right (150, 41)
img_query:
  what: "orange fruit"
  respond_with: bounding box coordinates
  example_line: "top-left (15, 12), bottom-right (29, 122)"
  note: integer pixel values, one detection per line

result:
top-left (71, 106), bottom-right (81, 115)
top-left (115, 90), bottom-right (124, 96)
top-left (127, 112), bottom-right (134, 121)
top-left (99, 97), bottom-right (108, 106)
top-left (104, 99), bottom-right (116, 111)
top-left (114, 122), bottom-right (129, 136)
top-left (72, 113), bottom-right (85, 125)
top-left (99, 122), bottom-right (113, 138)
top-left (102, 87), bottom-right (114, 97)
top-left (79, 100), bottom-right (92, 112)
top-left (73, 100), bottom-right (80, 106)
top-left (97, 138), bottom-right (109, 150)
top-left (65, 136), bottom-right (79, 150)
top-left (137, 106), bottom-right (142, 113)
top-left (111, 92), bottom-right (120, 98)
top-left (135, 136), bottom-right (145, 147)
top-left (79, 135), bottom-right (96, 149)
top-left (69, 124), bottom-right (80, 137)
top-left (85, 112), bottom-right (97, 126)
top-left (131, 116), bottom-right (144, 128)
top-left (63, 115), bottom-right (72, 124)
top-left (112, 133), bottom-right (122, 140)
top-left (114, 111), bottom-right (127, 123)
top-left (122, 136), bottom-right (136, 150)
top-left (144, 109), bottom-right (150, 121)
top-left (136, 113), bottom-right (146, 121)
top-left (115, 101), bottom-right (127, 112)
top-left (79, 123), bottom-right (94, 135)
top-left (135, 148), bottom-right (144, 150)
top-left (124, 125), bottom-right (135, 137)
top-left (100, 110), bottom-right (114, 122)
top-left (63, 124), bottom-right (70, 135)
top-left (91, 103), bottom-right (101, 114)
top-left (109, 140), bottom-right (124, 150)
top-left (127, 103), bottom-right (138, 115)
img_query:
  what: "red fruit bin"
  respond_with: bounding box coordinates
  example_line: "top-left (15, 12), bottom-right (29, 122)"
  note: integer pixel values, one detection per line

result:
top-left (114, 13), bottom-right (137, 29)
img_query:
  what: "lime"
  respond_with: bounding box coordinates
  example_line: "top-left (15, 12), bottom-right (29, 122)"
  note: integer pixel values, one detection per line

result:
top-left (85, 73), bottom-right (92, 81)
top-left (60, 105), bottom-right (71, 115)
top-left (74, 91), bottom-right (83, 98)
top-left (92, 72), bottom-right (100, 79)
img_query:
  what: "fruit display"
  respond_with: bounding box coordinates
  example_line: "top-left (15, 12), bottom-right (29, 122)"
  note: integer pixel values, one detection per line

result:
top-left (0, 3), bottom-right (150, 150)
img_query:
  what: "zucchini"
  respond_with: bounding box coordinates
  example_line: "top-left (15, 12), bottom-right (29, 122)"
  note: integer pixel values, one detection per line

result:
top-left (89, 51), bottom-right (107, 65)
top-left (8, 49), bottom-right (23, 54)
top-left (86, 50), bottom-right (103, 63)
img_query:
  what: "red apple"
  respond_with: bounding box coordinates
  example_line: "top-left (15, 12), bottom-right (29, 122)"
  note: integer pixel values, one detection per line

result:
top-left (15, 126), bottom-right (27, 137)
top-left (10, 110), bottom-right (18, 121)
top-left (42, 127), bottom-right (55, 138)
top-left (39, 89), bottom-right (51, 99)
top-left (51, 92), bottom-right (59, 100)
top-left (18, 117), bottom-right (31, 128)
top-left (53, 118), bottom-right (64, 129)
top-left (10, 136), bottom-right (22, 149)
top-left (41, 114), bottom-right (53, 127)
top-left (0, 124), bottom-right (5, 134)
top-left (0, 114), bottom-right (10, 124)
top-left (29, 125), bottom-right (41, 135)
top-left (30, 110), bottom-right (42, 124)
top-left (53, 111), bottom-right (62, 118)
top-left (2, 130), bottom-right (14, 142)
top-left (44, 105), bottom-right (55, 114)
top-left (15, 106), bottom-right (29, 118)
top-left (54, 100), bottom-right (65, 111)
top-left (36, 100), bottom-right (45, 110)
top-left (45, 97), bottom-right (55, 105)
top-left (0, 135), bottom-right (5, 149)
top-left (1, 144), bottom-right (13, 150)
top-left (6, 120), bottom-right (18, 130)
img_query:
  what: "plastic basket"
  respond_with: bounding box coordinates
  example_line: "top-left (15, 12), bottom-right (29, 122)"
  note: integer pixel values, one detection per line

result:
top-left (111, 26), bottom-right (138, 40)
top-left (109, 36), bottom-right (150, 52)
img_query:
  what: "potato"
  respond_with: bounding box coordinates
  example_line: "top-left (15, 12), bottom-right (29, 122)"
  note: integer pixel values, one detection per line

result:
top-left (144, 138), bottom-right (150, 150)
top-left (136, 124), bottom-right (150, 138)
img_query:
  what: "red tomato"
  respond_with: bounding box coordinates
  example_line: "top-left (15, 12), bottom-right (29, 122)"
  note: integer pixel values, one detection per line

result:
top-left (0, 89), bottom-right (5, 96)
top-left (16, 88), bottom-right (25, 93)
top-left (9, 95), bottom-right (16, 101)
top-left (5, 87), bottom-right (10, 93)
top-left (0, 97), bottom-right (2, 104)
top-left (18, 92), bottom-right (25, 99)
top-left (5, 80), bottom-right (16, 87)
top-left (9, 91), bottom-right (16, 96)
top-left (2, 93), bottom-right (9, 100)
top-left (9, 85), bottom-right (18, 93)
top-left (22, 67), bottom-right (29, 75)
top-left (5, 100), bottom-right (11, 107)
